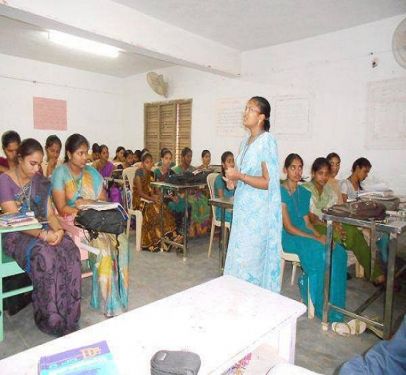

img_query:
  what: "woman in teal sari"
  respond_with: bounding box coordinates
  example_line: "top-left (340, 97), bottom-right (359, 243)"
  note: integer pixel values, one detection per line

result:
top-left (224, 97), bottom-right (282, 292)
top-left (171, 147), bottom-right (211, 237)
top-left (52, 134), bottom-right (128, 317)
top-left (281, 153), bottom-right (347, 322)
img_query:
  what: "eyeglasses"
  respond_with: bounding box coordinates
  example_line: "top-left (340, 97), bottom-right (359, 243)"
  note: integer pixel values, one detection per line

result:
top-left (244, 106), bottom-right (261, 114)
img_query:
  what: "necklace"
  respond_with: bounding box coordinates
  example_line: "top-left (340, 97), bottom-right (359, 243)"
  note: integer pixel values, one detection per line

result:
top-left (67, 165), bottom-right (83, 199)
top-left (284, 182), bottom-right (301, 218)
top-left (15, 168), bottom-right (32, 211)
top-left (239, 131), bottom-right (265, 168)
top-left (248, 130), bottom-right (264, 145)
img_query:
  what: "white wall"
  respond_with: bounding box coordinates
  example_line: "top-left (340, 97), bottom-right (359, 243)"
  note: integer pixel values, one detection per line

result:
top-left (0, 53), bottom-right (136, 156)
top-left (125, 14), bottom-right (406, 194)
top-left (1, 14), bottom-right (405, 193)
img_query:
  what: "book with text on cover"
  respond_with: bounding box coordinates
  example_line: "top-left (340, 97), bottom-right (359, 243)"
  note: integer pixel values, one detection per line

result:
top-left (38, 340), bottom-right (119, 374)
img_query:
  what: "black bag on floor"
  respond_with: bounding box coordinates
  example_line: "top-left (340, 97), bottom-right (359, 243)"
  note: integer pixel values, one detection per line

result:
top-left (150, 350), bottom-right (201, 375)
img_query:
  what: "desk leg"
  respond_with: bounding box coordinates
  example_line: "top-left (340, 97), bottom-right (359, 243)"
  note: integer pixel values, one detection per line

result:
top-left (277, 320), bottom-right (297, 364)
top-left (220, 207), bottom-right (226, 272)
top-left (322, 219), bottom-right (333, 331)
top-left (183, 190), bottom-right (189, 260)
top-left (0, 233), bottom-right (3, 341)
top-left (159, 189), bottom-right (164, 251)
top-left (383, 235), bottom-right (397, 339)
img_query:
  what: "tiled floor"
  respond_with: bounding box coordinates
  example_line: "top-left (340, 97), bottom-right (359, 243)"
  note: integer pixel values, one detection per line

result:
top-left (0, 234), bottom-right (405, 374)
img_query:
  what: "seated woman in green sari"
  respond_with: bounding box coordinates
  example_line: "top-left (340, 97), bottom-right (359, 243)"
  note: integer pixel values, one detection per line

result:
top-left (303, 157), bottom-right (385, 285)
top-left (171, 147), bottom-right (211, 237)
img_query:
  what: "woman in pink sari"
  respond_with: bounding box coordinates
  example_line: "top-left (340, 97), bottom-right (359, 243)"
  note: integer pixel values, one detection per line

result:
top-left (93, 145), bottom-right (122, 203)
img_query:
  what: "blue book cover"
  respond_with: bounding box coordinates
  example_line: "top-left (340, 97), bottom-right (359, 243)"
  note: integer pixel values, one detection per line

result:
top-left (38, 340), bottom-right (119, 375)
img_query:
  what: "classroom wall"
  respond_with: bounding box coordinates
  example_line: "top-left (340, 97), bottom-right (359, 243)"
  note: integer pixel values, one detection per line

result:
top-left (0, 53), bottom-right (134, 155)
top-left (1, 14), bottom-right (405, 193)
top-left (125, 14), bottom-right (406, 194)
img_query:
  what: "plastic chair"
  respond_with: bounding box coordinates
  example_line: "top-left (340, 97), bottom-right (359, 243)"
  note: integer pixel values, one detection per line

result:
top-left (347, 250), bottom-right (365, 278)
top-left (280, 249), bottom-right (314, 319)
top-left (206, 173), bottom-right (231, 258)
top-left (122, 167), bottom-right (143, 252)
top-left (280, 248), bottom-right (301, 286)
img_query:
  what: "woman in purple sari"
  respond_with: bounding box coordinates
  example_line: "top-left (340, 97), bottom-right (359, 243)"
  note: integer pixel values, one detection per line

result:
top-left (93, 144), bottom-right (122, 203)
top-left (0, 138), bottom-right (81, 336)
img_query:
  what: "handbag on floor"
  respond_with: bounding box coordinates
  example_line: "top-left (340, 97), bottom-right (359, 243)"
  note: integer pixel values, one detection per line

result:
top-left (150, 350), bottom-right (201, 375)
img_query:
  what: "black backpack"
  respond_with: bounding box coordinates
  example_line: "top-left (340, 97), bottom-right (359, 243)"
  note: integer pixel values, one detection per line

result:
top-left (74, 206), bottom-right (128, 239)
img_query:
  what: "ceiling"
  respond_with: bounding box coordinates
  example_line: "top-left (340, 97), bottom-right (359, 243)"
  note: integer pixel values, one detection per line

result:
top-left (0, 1), bottom-right (405, 77)
top-left (113, 0), bottom-right (406, 50)
top-left (0, 16), bottom-right (172, 77)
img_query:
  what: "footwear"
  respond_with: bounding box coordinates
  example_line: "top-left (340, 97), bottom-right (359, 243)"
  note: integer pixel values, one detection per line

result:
top-left (173, 234), bottom-right (184, 243)
top-left (332, 319), bottom-right (366, 336)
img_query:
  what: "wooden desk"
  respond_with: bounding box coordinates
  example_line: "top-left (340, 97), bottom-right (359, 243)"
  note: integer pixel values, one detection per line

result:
top-left (209, 197), bottom-right (233, 270)
top-left (321, 213), bottom-right (406, 339)
top-left (151, 181), bottom-right (207, 258)
top-left (0, 276), bottom-right (306, 374)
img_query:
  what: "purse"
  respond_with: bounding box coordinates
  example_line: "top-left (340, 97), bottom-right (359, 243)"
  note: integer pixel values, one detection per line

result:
top-left (74, 206), bottom-right (128, 239)
top-left (150, 350), bottom-right (201, 375)
top-left (323, 200), bottom-right (386, 221)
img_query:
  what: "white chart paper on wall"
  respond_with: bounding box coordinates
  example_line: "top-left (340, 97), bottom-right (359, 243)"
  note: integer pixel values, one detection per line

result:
top-left (366, 77), bottom-right (406, 150)
top-left (216, 98), bottom-right (247, 137)
top-left (272, 97), bottom-right (310, 136)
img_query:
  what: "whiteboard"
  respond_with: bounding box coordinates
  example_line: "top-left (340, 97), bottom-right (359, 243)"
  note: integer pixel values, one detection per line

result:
top-left (366, 77), bottom-right (406, 149)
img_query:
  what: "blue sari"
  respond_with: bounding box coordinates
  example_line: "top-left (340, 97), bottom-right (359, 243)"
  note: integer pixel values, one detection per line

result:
top-left (281, 184), bottom-right (347, 322)
top-left (224, 132), bottom-right (282, 292)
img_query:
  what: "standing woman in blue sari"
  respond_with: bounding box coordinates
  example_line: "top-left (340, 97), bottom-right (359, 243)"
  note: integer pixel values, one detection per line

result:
top-left (224, 96), bottom-right (282, 292)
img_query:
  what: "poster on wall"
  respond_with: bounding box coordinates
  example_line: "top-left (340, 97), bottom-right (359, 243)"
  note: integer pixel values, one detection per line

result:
top-left (216, 98), bottom-right (247, 137)
top-left (33, 97), bottom-right (67, 130)
top-left (366, 78), bottom-right (406, 150)
top-left (272, 96), bottom-right (310, 136)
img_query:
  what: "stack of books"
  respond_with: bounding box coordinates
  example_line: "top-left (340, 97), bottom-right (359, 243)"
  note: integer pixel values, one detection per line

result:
top-left (38, 341), bottom-right (118, 374)
top-left (0, 212), bottom-right (39, 228)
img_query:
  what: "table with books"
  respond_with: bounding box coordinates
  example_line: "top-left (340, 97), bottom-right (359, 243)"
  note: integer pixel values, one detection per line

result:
top-left (0, 275), bottom-right (306, 374)
top-left (321, 211), bottom-right (406, 339)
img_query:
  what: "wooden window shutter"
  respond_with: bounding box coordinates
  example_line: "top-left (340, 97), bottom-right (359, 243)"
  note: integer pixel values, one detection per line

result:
top-left (176, 100), bottom-right (192, 164)
top-left (144, 103), bottom-right (160, 160)
top-left (144, 99), bottom-right (192, 164)
top-left (159, 102), bottom-right (177, 160)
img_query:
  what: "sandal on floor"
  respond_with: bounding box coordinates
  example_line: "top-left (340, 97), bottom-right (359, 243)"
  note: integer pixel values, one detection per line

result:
top-left (332, 319), bottom-right (366, 336)
top-left (174, 235), bottom-right (184, 243)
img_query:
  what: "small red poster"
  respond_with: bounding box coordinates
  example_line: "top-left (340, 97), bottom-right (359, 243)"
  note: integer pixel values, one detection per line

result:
top-left (33, 97), bottom-right (67, 130)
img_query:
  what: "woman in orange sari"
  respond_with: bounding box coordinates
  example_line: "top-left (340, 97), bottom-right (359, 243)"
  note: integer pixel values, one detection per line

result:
top-left (133, 152), bottom-right (181, 252)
